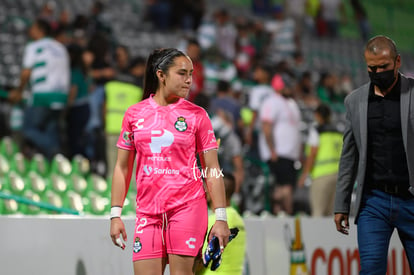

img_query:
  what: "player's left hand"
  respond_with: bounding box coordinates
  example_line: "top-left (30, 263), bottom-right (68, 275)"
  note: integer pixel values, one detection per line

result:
top-left (209, 220), bottom-right (230, 252)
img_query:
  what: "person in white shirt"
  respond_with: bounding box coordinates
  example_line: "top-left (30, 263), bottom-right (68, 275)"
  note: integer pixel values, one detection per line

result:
top-left (9, 19), bottom-right (70, 159)
top-left (258, 74), bottom-right (302, 215)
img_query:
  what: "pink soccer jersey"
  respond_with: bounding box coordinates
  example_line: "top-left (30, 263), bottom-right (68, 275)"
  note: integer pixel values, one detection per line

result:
top-left (117, 95), bottom-right (218, 214)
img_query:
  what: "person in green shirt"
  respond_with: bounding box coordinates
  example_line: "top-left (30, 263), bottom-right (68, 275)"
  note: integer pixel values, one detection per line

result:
top-left (196, 172), bottom-right (247, 275)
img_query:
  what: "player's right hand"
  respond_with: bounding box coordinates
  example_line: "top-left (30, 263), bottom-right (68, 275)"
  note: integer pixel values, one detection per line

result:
top-left (110, 218), bottom-right (127, 250)
top-left (334, 213), bottom-right (349, 235)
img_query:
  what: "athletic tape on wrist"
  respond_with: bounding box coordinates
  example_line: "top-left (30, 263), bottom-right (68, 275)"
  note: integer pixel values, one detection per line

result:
top-left (215, 207), bottom-right (227, 221)
top-left (110, 206), bottom-right (122, 220)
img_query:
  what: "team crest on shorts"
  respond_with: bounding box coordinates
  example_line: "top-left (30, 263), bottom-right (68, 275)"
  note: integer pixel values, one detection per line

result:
top-left (133, 237), bottom-right (142, 253)
top-left (174, 116), bottom-right (187, 132)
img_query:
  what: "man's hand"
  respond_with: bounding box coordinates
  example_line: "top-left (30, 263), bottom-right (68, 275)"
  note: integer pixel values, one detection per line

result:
top-left (8, 89), bottom-right (23, 104)
top-left (334, 213), bottom-right (349, 235)
top-left (110, 218), bottom-right (127, 250)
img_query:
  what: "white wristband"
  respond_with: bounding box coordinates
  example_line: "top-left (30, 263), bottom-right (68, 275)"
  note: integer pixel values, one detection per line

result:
top-left (215, 207), bottom-right (227, 222)
top-left (110, 206), bottom-right (122, 220)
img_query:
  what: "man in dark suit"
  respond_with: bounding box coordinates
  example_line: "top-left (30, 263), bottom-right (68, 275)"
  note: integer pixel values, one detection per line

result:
top-left (334, 35), bottom-right (414, 274)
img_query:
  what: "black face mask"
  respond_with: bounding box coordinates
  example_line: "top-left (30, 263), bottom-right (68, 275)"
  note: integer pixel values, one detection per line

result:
top-left (368, 69), bottom-right (396, 91)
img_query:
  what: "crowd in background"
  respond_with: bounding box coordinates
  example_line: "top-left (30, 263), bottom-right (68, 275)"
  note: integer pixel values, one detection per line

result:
top-left (0, 0), bottom-right (371, 217)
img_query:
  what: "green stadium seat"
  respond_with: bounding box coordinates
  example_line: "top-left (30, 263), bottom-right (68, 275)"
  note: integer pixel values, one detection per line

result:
top-left (0, 192), bottom-right (20, 215)
top-left (49, 173), bottom-right (69, 195)
top-left (0, 136), bottom-right (18, 158)
top-left (10, 152), bottom-right (28, 176)
top-left (66, 190), bottom-right (86, 213)
top-left (86, 191), bottom-right (110, 215)
top-left (0, 154), bottom-right (10, 177)
top-left (88, 174), bottom-right (109, 196)
top-left (26, 171), bottom-right (48, 196)
top-left (50, 154), bottom-right (72, 177)
top-left (43, 190), bottom-right (64, 213)
top-left (70, 174), bottom-right (89, 197)
top-left (7, 170), bottom-right (26, 195)
top-left (71, 154), bottom-right (90, 177)
top-left (29, 153), bottom-right (49, 177)
top-left (21, 190), bottom-right (42, 215)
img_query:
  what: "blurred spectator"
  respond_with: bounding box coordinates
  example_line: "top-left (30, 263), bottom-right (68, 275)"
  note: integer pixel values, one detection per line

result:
top-left (290, 51), bottom-right (309, 79)
top-left (294, 71), bottom-right (320, 125)
top-left (211, 109), bottom-right (244, 196)
top-left (203, 47), bottom-right (237, 96)
top-left (350, 0), bottom-right (371, 41)
top-left (297, 104), bottom-right (342, 216)
top-left (250, 20), bottom-right (270, 60)
top-left (234, 19), bottom-right (256, 79)
top-left (104, 78), bottom-right (143, 181)
top-left (38, 1), bottom-right (58, 31)
top-left (114, 45), bottom-right (134, 83)
top-left (258, 74), bottom-right (302, 215)
top-left (145, 0), bottom-right (172, 31)
top-left (71, 15), bottom-right (89, 48)
top-left (8, 19), bottom-right (70, 159)
top-left (85, 32), bottom-right (115, 176)
top-left (214, 9), bottom-right (238, 61)
top-left (283, 0), bottom-right (307, 39)
top-left (245, 62), bottom-right (274, 155)
top-left (210, 80), bottom-right (243, 140)
top-left (66, 44), bottom-right (92, 159)
top-left (304, 0), bottom-right (321, 34)
top-left (185, 39), bottom-right (205, 102)
top-left (251, 0), bottom-right (272, 16)
top-left (264, 5), bottom-right (298, 63)
top-left (128, 56), bottom-right (146, 88)
top-left (87, 1), bottom-right (112, 36)
top-left (171, 0), bottom-right (205, 32)
top-left (316, 72), bottom-right (337, 105)
top-left (318, 0), bottom-right (346, 38)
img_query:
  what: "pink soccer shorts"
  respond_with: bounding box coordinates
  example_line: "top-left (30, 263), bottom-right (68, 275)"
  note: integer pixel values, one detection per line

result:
top-left (132, 197), bottom-right (208, 261)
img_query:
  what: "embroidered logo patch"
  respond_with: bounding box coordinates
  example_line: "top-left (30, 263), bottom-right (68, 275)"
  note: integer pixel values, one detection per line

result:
top-left (123, 131), bottom-right (133, 146)
top-left (174, 116), bottom-right (187, 132)
top-left (133, 237), bottom-right (142, 253)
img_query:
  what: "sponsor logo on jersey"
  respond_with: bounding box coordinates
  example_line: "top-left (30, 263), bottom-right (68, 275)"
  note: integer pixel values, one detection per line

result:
top-left (143, 165), bottom-right (179, 176)
top-left (135, 118), bottom-right (144, 129)
top-left (147, 156), bottom-right (171, 161)
top-left (186, 237), bottom-right (196, 249)
top-left (174, 116), bottom-right (188, 132)
top-left (143, 165), bottom-right (152, 175)
top-left (149, 129), bottom-right (174, 153)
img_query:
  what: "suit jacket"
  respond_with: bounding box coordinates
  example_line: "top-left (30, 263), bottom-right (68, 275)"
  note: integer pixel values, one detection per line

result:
top-left (334, 74), bottom-right (414, 222)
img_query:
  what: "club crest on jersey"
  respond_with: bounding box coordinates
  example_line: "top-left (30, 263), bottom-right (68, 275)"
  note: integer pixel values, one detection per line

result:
top-left (123, 131), bottom-right (133, 146)
top-left (133, 237), bottom-right (142, 253)
top-left (174, 116), bottom-right (187, 132)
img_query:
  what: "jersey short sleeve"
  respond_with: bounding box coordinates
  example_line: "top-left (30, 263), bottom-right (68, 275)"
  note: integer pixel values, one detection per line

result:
top-left (116, 107), bottom-right (135, 151)
top-left (22, 43), bottom-right (35, 69)
top-left (196, 110), bottom-right (218, 153)
top-left (307, 126), bottom-right (320, 147)
top-left (259, 96), bottom-right (278, 123)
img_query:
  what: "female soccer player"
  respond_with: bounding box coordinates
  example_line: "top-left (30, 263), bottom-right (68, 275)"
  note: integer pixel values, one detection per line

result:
top-left (109, 48), bottom-right (230, 275)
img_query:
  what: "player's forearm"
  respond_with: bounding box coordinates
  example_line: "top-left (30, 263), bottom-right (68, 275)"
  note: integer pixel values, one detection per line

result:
top-left (17, 69), bottom-right (31, 93)
top-left (206, 176), bottom-right (227, 210)
top-left (111, 167), bottom-right (130, 207)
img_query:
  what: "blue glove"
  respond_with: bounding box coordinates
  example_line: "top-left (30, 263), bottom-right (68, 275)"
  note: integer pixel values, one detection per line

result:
top-left (202, 227), bottom-right (239, 271)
